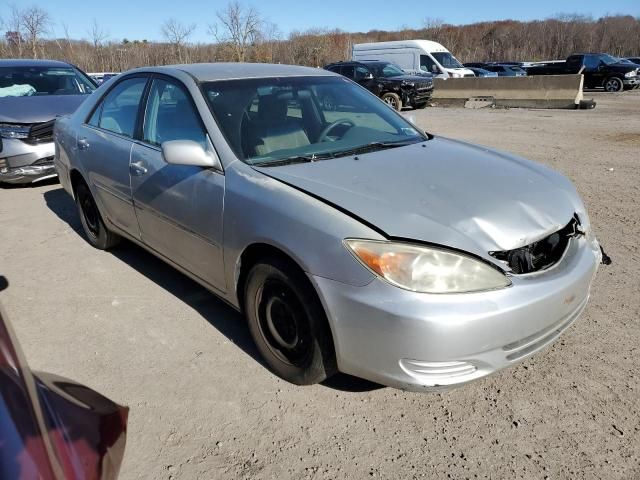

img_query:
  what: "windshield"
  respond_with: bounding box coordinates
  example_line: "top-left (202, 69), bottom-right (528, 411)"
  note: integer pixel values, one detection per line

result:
top-left (431, 52), bottom-right (463, 68)
top-left (368, 63), bottom-right (405, 78)
top-left (0, 66), bottom-right (96, 98)
top-left (599, 54), bottom-right (620, 65)
top-left (203, 76), bottom-right (426, 166)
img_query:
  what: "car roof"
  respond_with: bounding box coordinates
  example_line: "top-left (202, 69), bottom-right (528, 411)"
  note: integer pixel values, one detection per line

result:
top-left (127, 63), bottom-right (337, 82)
top-left (0, 58), bottom-right (74, 68)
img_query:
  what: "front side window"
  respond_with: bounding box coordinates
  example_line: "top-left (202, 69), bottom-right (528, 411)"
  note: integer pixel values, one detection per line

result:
top-left (583, 55), bottom-right (600, 71)
top-left (354, 66), bottom-right (370, 81)
top-left (203, 76), bottom-right (426, 166)
top-left (420, 55), bottom-right (438, 73)
top-left (431, 52), bottom-right (463, 68)
top-left (143, 79), bottom-right (206, 147)
top-left (96, 77), bottom-right (147, 137)
top-left (0, 66), bottom-right (95, 98)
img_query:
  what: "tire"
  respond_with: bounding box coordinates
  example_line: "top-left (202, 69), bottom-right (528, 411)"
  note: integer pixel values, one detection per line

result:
top-left (603, 76), bottom-right (623, 93)
top-left (75, 181), bottom-right (120, 250)
top-left (381, 92), bottom-right (402, 111)
top-left (244, 257), bottom-right (337, 385)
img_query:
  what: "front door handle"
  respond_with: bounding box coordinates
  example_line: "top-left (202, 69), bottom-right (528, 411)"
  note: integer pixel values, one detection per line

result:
top-left (130, 161), bottom-right (148, 176)
top-left (77, 138), bottom-right (90, 150)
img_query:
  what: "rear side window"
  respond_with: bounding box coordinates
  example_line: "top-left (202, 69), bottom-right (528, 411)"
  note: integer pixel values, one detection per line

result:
top-left (341, 65), bottom-right (355, 78)
top-left (143, 78), bottom-right (207, 148)
top-left (94, 77), bottom-right (147, 137)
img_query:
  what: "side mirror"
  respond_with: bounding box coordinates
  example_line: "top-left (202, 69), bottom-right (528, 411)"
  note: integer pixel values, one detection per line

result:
top-left (161, 139), bottom-right (221, 170)
top-left (431, 65), bottom-right (439, 73)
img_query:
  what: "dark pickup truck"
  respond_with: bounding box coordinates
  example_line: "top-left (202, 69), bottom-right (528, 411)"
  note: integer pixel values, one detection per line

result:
top-left (526, 53), bottom-right (640, 92)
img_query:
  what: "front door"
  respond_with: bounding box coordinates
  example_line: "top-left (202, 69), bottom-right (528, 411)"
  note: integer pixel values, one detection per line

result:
top-left (78, 76), bottom-right (148, 236)
top-left (130, 77), bottom-right (226, 291)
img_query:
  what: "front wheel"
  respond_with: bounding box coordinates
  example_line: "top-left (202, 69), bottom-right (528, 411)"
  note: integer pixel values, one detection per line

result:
top-left (244, 258), bottom-right (337, 385)
top-left (381, 92), bottom-right (402, 111)
top-left (603, 77), bottom-right (623, 93)
top-left (75, 181), bottom-right (120, 250)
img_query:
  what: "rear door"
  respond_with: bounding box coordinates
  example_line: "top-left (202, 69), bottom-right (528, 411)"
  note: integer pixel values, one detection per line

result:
top-left (77, 75), bottom-right (149, 235)
top-left (130, 76), bottom-right (226, 291)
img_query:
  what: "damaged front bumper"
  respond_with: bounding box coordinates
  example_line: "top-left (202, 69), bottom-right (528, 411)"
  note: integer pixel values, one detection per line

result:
top-left (311, 236), bottom-right (602, 392)
top-left (0, 137), bottom-right (57, 184)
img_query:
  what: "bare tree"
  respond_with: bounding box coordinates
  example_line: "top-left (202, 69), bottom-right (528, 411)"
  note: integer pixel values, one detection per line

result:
top-left (161, 18), bottom-right (195, 63)
top-left (88, 18), bottom-right (109, 49)
top-left (20, 5), bottom-right (51, 58)
top-left (209, 1), bottom-right (262, 62)
top-left (6, 5), bottom-right (25, 56)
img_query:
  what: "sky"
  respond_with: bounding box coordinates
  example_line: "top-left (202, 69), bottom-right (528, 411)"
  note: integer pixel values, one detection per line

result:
top-left (1, 0), bottom-right (639, 43)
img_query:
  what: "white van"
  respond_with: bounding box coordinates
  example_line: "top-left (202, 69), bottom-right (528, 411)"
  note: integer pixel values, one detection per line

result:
top-left (352, 40), bottom-right (475, 78)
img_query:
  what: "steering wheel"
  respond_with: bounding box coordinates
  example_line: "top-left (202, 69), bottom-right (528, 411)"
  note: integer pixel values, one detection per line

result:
top-left (318, 118), bottom-right (356, 142)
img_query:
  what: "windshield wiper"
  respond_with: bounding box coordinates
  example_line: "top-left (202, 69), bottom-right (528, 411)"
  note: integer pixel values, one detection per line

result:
top-left (252, 152), bottom-right (334, 167)
top-left (329, 140), bottom-right (420, 158)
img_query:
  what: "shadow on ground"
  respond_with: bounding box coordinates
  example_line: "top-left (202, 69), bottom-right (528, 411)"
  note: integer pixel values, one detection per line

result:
top-left (43, 186), bottom-right (383, 393)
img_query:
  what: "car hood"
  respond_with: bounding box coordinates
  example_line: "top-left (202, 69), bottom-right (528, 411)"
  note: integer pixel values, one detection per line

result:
top-left (0, 95), bottom-right (88, 123)
top-left (609, 62), bottom-right (639, 73)
top-left (254, 137), bottom-right (578, 257)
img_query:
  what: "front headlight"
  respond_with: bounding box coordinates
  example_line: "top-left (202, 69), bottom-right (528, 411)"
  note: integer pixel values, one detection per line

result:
top-left (0, 124), bottom-right (30, 139)
top-left (450, 72), bottom-right (462, 78)
top-left (344, 239), bottom-right (511, 294)
top-left (624, 71), bottom-right (636, 78)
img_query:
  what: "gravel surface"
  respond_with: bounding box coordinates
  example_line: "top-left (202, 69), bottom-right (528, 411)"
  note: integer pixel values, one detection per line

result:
top-left (1, 90), bottom-right (638, 480)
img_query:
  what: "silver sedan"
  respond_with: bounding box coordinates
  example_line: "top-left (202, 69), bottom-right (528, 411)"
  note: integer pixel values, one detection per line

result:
top-left (54, 63), bottom-right (603, 391)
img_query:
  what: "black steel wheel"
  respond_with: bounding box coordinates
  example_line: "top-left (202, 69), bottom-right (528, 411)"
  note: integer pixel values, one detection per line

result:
top-left (75, 181), bottom-right (120, 250)
top-left (244, 257), bottom-right (337, 385)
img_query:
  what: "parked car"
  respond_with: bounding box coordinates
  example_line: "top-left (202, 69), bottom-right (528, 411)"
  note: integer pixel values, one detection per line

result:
top-left (55, 63), bottom-right (605, 391)
top-left (0, 276), bottom-right (128, 479)
top-left (352, 40), bottom-right (475, 78)
top-left (481, 64), bottom-right (528, 77)
top-left (89, 72), bottom-right (120, 85)
top-left (0, 59), bottom-right (96, 185)
top-left (324, 60), bottom-right (433, 110)
top-left (526, 53), bottom-right (640, 92)
top-left (466, 67), bottom-right (499, 78)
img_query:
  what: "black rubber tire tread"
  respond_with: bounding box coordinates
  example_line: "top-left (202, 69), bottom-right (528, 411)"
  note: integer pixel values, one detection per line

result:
top-left (76, 181), bottom-right (120, 250)
top-left (244, 257), bottom-right (337, 385)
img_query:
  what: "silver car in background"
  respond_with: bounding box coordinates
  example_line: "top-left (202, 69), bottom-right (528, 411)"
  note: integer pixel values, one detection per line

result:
top-left (54, 63), bottom-right (603, 391)
top-left (0, 59), bottom-right (96, 184)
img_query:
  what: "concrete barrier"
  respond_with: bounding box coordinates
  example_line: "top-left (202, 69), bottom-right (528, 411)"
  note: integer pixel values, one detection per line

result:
top-left (432, 74), bottom-right (584, 109)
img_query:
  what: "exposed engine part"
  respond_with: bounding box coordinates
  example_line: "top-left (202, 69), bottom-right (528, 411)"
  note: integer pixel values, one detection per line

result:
top-left (490, 216), bottom-right (582, 274)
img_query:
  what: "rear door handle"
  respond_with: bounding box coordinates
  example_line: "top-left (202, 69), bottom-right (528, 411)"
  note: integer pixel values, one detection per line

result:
top-left (77, 138), bottom-right (90, 150)
top-left (130, 160), bottom-right (148, 176)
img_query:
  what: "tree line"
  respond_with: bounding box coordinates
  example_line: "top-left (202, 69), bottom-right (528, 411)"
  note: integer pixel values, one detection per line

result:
top-left (1, 2), bottom-right (639, 73)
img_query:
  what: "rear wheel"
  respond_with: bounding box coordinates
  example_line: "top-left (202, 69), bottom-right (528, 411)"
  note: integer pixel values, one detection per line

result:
top-left (244, 257), bottom-right (337, 385)
top-left (75, 181), bottom-right (120, 250)
top-left (603, 76), bottom-right (623, 92)
top-left (381, 92), bottom-right (402, 111)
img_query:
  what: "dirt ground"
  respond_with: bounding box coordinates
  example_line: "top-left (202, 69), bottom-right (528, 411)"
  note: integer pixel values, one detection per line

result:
top-left (1, 90), bottom-right (639, 480)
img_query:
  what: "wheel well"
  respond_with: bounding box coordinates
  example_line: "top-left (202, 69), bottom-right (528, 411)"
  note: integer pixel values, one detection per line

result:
top-left (69, 169), bottom-right (85, 200)
top-left (236, 243), bottom-right (305, 311)
top-left (236, 242), bottom-right (338, 367)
